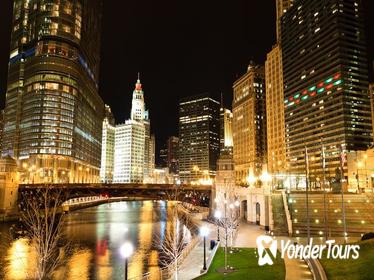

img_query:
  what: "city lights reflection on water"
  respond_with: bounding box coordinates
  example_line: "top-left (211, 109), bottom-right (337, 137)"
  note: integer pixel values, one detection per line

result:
top-left (0, 200), bottom-right (189, 279)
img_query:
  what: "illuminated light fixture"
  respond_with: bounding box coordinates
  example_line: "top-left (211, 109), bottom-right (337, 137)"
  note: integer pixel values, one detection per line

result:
top-left (309, 86), bottom-right (316, 91)
top-left (311, 200), bottom-right (315, 203)
top-left (294, 209), bottom-right (298, 213)
top-left (295, 99), bottom-right (300, 104)
top-left (329, 200), bottom-right (332, 203)
top-left (337, 219), bottom-right (342, 224)
top-left (315, 219), bottom-right (319, 224)
top-left (333, 80), bottom-right (342, 86)
top-left (289, 96), bottom-right (294, 101)
top-left (294, 93), bottom-right (300, 99)
top-left (326, 84), bottom-right (333, 90)
top-left (355, 209), bottom-right (359, 213)
top-left (317, 88), bottom-right (325, 93)
top-left (310, 91), bottom-right (316, 97)
top-left (288, 102), bottom-right (295, 106)
top-left (284, 100), bottom-right (288, 104)
top-left (296, 230), bottom-right (300, 234)
top-left (334, 73), bottom-right (341, 79)
top-left (361, 220), bottom-right (365, 224)
top-left (318, 82), bottom-right (324, 87)
top-left (334, 209), bottom-right (338, 213)
top-left (348, 200), bottom-right (351, 203)
top-left (301, 95), bottom-right (308, 101)
top-left (319, 231), bottom-right (323, 235)
top-left (294, 219), bottom-right (298, 223)
top-left (314, 209), bottom-right (318, 213)
top-left (302, 90), bottom-right (308, 95)
top-left (325, 77), bottom-right (333, 83)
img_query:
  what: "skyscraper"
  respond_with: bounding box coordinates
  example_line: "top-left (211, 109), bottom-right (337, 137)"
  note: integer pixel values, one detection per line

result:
top-left (265, 1), bottom-right (293, 178)
top-left (282, 0), bottom-right (372, 182)
top-left (179, 93), bottom-right (220, 183)
top-left (370, 83), bottom-right (374, 143)
top-left (2, 0), bottom-right (104, 183)
top-left (167, 136), bottom-right (179, 174)
top-left (232, 63), bottom-right (267, 185)
top-left (113, 77), bottom-right (154, 183)
top-left (265, 45), bottom-right (286, 175)
top-left (219, 99), bottom-right (233, 155)
top-left (100, 105), bottom-right (115, 183)
top-left (275, 0), bottom-right (294, 41)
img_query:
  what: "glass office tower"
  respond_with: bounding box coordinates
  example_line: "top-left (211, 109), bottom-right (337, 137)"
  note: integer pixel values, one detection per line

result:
top-left (282, 0), bottom-right (372, 185)
top-left (2, 0), bottom-right (105, 183)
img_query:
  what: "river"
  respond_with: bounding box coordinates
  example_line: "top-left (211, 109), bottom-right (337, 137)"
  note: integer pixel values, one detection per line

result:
top-left (0, 200), bottom-right (192, 280)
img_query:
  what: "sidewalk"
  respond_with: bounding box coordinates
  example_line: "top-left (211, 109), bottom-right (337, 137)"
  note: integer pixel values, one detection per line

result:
top-left (232, 222), bottom-right (312, 280)
top-left (177, 221), bottom-right (217, 280)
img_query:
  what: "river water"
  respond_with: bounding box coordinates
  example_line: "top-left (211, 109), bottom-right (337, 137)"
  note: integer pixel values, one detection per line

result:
top-left (0, 200), bottom-right (192, 280)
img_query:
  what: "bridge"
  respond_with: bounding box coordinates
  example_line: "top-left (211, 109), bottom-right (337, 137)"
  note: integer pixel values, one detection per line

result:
top-left (18, 183), bottom-right (212, 207)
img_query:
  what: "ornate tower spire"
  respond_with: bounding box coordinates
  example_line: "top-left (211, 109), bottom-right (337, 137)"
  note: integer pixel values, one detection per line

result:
top-left (131, 73), bottom-right (145, 121)
top-left (135, 72), bottom-right (142, 91)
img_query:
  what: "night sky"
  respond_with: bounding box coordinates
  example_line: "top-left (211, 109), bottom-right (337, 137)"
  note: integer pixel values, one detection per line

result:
top-left (0, 0), bottom-right (373, 156)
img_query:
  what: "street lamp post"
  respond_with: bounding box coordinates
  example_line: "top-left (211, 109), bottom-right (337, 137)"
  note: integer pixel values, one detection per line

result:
top-left (214, 210), bottom-right (222, 242)
top-left (120, 242), bottom-right (134, 280)
top-left (200, 226), bottom-right (210, 271)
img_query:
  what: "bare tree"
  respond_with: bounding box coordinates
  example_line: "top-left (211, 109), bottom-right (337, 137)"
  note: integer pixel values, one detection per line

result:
top-left (18, 186), bottom-right (69, 280)
top-left (156, 186), bottom-right (200, 280)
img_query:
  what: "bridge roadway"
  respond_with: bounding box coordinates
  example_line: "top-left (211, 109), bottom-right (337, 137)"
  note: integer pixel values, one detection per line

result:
top-left (18, 183), bottom-right (212, 207)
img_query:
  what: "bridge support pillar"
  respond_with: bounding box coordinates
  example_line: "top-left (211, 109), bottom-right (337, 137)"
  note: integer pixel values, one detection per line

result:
top-left (0, 157), bottom-right (19, 222)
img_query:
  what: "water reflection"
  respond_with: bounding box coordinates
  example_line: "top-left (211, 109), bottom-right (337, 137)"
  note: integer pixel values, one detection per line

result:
top-left (0, 200), bottom-right (190, 280)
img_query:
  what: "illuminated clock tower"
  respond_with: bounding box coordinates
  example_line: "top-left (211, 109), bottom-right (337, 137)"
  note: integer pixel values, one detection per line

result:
top-left (131, 74), bottom-right (146, 121)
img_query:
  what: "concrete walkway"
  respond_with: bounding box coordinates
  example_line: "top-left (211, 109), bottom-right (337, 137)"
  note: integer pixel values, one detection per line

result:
top-left (232, 222), bottom-right (312, 280)
top-left (177, 222), bottom-right (217, 280)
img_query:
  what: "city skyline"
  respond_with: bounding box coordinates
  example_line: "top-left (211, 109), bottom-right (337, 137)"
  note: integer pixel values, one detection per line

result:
top-left (1, 1), bottom-right (374, 279)
top-left (0, 0), bottom-right (373, 151)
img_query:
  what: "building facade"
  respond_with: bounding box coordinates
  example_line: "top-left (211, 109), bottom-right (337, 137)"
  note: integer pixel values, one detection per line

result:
top-left (282, 0), bottom-right (372, 183)
top-left (265, 45), bottom-right (287, 175)
top-left (232, 63), bottom-right (267, 185)
top-left (219, 106), bottom-right (233, 155)
top-left (347, 148), bottom-right (374, 192)
top-left (100, 105), bottom-right (115, 183)
top-left (167, 136), bottom-right (179, 174)
top-left (113, 121), bottom-right (145, 183)
top-left (112, 77), bottom-right (154, 183)
top-left (370, 83), bottom-right (374, 143)
top-left (2, 0), bottom-right (105, 183)
top-left (178, 93), bottom-right (220, 183)
top-left (275, 0), bottom-right (294, 41)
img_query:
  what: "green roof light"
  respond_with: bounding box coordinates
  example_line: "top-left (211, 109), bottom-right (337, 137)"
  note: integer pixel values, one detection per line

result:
top-left (309, 86), bottom-right (316, 91)
top-left (301, 95), bottom-right (308, 101)
top-left (333, 80), bottom-right (342, 86)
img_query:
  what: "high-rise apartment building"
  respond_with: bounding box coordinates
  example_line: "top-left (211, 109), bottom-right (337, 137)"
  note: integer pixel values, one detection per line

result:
top-left (179, 93), bottom-right (220, 183)
top-left (265, 46), bottom-right (286, 175)
top-left (219, 105), bottom-right (233, 155)
top-left (100, 105), bottom-right (115, 183)
top-left (2, 0), bottom-right (104, 183)
top-left (232, 63), bottom-right (267, 184)
top-left (112, 77), bottom-right (154, 183)
top-left (282, 0), bottom-right (372, 181)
